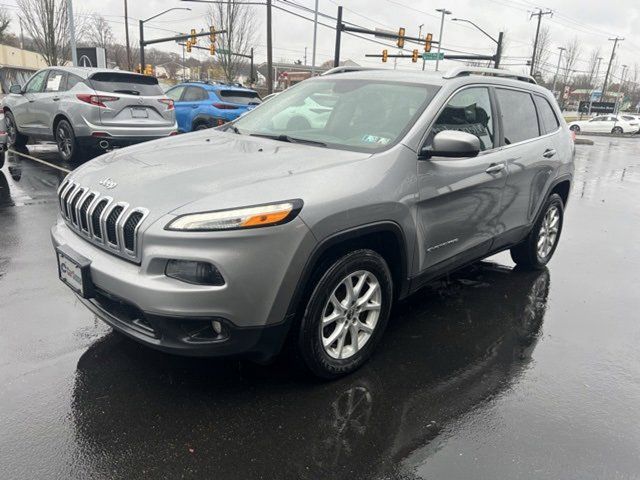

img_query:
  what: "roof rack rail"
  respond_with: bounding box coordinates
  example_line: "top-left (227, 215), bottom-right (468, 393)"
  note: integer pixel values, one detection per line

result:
top-left (442, 67), bottom-right (537, 84)
top-left (321, 66), bottom-right (380, 76)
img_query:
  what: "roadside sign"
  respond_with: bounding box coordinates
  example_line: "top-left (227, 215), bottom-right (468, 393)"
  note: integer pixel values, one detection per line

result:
top-left (578, 101), bottom-right (615, 114)
top-left (422, 52), bottom-right (444, 61)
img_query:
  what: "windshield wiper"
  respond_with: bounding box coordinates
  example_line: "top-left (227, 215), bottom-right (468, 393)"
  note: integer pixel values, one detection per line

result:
top-left (225, 124), bottom-right (242, 134)
top-left (249, 133), bottom-right (327, 147)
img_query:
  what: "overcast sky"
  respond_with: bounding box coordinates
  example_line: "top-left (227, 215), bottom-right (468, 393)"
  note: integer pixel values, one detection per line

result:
top-left (3, 0), bottom-right (640, 81)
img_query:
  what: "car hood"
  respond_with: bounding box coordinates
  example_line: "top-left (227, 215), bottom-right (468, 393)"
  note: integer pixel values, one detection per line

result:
top-left (68, 130), bottom-right (371, 223)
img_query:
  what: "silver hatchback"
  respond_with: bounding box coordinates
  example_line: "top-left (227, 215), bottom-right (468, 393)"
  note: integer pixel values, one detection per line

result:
top-left (2, 67), bottom-right (177, 161)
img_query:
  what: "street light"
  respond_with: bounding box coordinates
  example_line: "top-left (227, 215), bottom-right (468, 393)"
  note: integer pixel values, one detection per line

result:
top-left (451, 17), bottom-right (497, 43)
top-left (451, 17), bottom-right (504, 68)
top-left (434, 8), bottom-right (451, 72)
top-left (140, 7), bottom-right (192, 70)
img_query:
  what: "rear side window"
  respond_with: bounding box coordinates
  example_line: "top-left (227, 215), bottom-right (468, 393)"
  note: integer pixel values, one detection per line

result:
top-left (88, 72), bottom-right (163, 96)
top-left (217, 90), bottom-right (262, 105)
top-left (66, 74), bottom-right (83, 90)
top-left (534, 96), bottom-right (560, 134)
top-left (166, 86), bottom-right (185, 101)
top-left (430, 87), bottom-right (495, 151)
top-left (496, 88), bottom-right (539, 144)
top-left (182, 86), bottom-right (208, 101)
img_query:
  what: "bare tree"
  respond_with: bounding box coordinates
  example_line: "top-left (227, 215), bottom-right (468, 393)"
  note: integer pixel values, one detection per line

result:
top-left (562, 37), bottom-right (581, 85)
top-left (206, 2), bottom-right (257, 82)
top-left (586, 47), bottom-right (601, 87)
top-left (532, 25), bottom-right (551, 75)
top-left (86, 14), bottom-right (114, 50)
top-left (16, 0), bottom-right (77, 65)
top-left (0, 8), bottom-right (11, 41)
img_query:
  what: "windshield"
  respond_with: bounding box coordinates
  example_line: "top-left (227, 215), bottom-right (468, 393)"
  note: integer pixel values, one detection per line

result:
top-left (233, 78), bottom-right (439, 152)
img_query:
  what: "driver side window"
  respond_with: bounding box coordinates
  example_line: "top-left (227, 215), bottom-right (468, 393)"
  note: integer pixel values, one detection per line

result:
top-left (24, 70), bottom-right (48, 94)
top-left (429, 87), bottom-right (495, 151)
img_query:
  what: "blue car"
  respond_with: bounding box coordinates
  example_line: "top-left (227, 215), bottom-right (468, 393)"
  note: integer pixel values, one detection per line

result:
top-left (165, 82), bottom-right (262, 133)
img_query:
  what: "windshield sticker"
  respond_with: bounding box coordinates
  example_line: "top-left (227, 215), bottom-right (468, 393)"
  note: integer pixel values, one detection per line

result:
top-left (361, 134), bottom-right (391, 145)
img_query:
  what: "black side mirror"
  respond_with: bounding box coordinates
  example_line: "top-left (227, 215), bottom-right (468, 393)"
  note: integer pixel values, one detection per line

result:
top-left (9, 84), bottom-right (22, 94)
top-left (420, 130), bottom-right (481, 159)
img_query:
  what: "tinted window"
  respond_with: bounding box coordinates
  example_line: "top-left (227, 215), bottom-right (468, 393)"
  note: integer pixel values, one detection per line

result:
top-left (622, 115), bottom-right (635, 121)
top-left (217, 90), bottom-right (262, 105)
top-left (66, 74), bottom-right (83, 90)
top-left (44, 71), bottom-right (65, 92)
top-left (430, 87), bottom-right (495, 151)
top-left (24, 70), bottom-right (48, 93)
top-left (166, 86), bottom-right (185, 101)
top-left (496, 89), bottom-right (539, 144)
top-left (534, 96), bottom-right (560, 134)
top-left (88, 72), bottom-right (163, 96)
top-left (182, 86), bottom-right (208, 101)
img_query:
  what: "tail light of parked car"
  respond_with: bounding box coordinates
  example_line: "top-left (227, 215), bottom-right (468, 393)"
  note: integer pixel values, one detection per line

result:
top-left (158, 98), bottom-right (174, 110)
top-left (212, 102), bottom-right (239, 110)
top-left (76, 94), bottom-right (119, 108)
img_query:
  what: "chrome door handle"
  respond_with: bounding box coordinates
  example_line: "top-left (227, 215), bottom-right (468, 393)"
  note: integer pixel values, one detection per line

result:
top-left (543, 148), bottom-right (556, 158)
top-left (485, 163), bottom-right (505, 174)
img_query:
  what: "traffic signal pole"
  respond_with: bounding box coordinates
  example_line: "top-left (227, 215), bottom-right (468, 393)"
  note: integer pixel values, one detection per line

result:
top-left (140, 29), bottom-right (225, 72)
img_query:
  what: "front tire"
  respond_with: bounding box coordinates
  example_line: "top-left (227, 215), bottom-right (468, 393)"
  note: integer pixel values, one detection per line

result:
top-left (297, 249), bottom-right (393, 379)
top-left (5, 111), bottom-right (28, 147)
top-left (510, 193), bottom-right (564, 269)
top-left (612, 126), bottom-right (623, 134)
top-left (55, 119), bottom-right (80, 162)
top-left (569, 125), bottom-right (580, 133)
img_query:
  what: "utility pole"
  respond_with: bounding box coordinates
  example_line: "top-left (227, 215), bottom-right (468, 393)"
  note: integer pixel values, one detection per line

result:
top-left (434, 8), bottom-right (451, 72)
top-left (304, 46), bottom-right (307, 65)
top-left (419, 23), bottom-right (425, 71)
top-left (124, 0), bottom-right (131, 70)
top-left (19, 19), bottom-right (24, 49)
top-left (552, 46), bottom-right (565, 97)
top-left (311, 0), bottom-right (319, 75)
top-left (67, 0), bottom-right (78, 66)
top-left (266, 0), bottom-right (273, 93)
top-left (333, 6), bottom-right (342, 67)
top-left (494, 31), bottom-right (503, 69)
top-left (602, 37), bottom-right (623, 101)
top-left (529, 9), bottom-right (553, 76)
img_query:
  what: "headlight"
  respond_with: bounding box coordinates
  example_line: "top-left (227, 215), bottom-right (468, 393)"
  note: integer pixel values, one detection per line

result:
top-left (166, 200), bottom-right (303, 231)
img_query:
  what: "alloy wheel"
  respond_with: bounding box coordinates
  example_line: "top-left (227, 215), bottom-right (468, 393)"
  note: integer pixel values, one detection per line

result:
top-left (320, 270), bottom-right (381, 360)
top-left (6, 115), bottom-right (16, 143)
top-left (537, 205), bottom-right (560, 260)
top-left (57, 124), bottom-right (73, 159)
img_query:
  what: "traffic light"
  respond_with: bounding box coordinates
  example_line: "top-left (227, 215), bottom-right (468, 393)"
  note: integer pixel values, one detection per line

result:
top-left (397, 27), bottom-right (405, 48)
top-left (382, 49), bottom-right (388, 63)
top-left (210, 44), bottom-right (216, 56)
top-left (135, 64), bottom-right (141, 73)
top-left (190, 29), bottom-right (197, 44)
top-left (424, 33), bottom-right (433, 52)
top-left (144, 64), bottom-right (153, 76)
top-left (209, 26), bottom-right (216, 43)
top-left (412, 49), bottom-right (419, 63)
top-left (186, 40), bottom-right (192, 53)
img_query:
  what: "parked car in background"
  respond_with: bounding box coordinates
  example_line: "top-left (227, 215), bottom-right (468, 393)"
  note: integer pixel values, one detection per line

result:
top-left (0, 112), bottom-right (7, 169)
top-left (1, 67), bottom-right (177, 161)
top-left (52, 67), bottom-right (574, 379)
top-left (271, 92), bottom-right (336, 130)
top-left (165, 81), bottom-right (261, 132)
top-left (567, 114), bottom-right (640, 134)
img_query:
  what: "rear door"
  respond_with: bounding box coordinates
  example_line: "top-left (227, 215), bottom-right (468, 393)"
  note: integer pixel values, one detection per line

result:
top-left (37, 69), bottom-right (67, 137)
top-left (87, 72), bottom-right (174, 128)
top-left (495, 88), bottom-right (557, 235)
top-left (178, 86), bottom-right (209, 131)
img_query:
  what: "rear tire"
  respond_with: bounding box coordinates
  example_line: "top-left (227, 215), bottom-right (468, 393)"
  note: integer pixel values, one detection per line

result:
top-left (194, 122), bottom-right (211, 131)
top-left (510, 193), bottom-right (564, 270)
top-left (612, 126), bottom-right (623, 134)
top-left (569, 125), bottom-right (580, 133)
top-left (5, 111), bottom-right (28, 147)
top-left (55, 119), bottom-right (81, 162)
top-left (297, 249), bottom-right (393, 379)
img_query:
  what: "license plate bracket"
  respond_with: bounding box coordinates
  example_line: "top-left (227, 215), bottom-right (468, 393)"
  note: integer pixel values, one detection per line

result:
top-left (56, 245), bottom-right (94, 298)
top-left (131, 107), bottom-right (148, 118)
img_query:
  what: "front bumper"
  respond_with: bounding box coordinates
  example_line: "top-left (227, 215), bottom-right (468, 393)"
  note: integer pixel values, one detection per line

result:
top-left (51, 216), bottom-right (316, 357)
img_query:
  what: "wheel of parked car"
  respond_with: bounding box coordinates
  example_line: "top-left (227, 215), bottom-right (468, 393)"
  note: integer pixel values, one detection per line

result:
top-left (510, 193), bottom-right (564, 270)
top-left (612, 126), bottom-right (623, 134)
top-left (297, 249), bottom-right (393, 379)
top-left (194, 123), bottom-right (211, 131)
top-left (55, 119), bottom-right (80, 162)
top-left (569, 125), bottom-right (580, 133)
top-left (5, 111), bottom-right (28, 147)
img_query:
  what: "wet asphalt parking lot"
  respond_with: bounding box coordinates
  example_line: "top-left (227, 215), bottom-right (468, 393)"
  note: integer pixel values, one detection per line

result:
top-left (1, 136), bottom-right (639, 480)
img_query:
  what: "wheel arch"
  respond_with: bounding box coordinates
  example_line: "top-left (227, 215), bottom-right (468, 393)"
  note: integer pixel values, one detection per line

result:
top-left (52, 113), bottom-right (72, 135)
top-left (285, 221), bottom-right (410, 322)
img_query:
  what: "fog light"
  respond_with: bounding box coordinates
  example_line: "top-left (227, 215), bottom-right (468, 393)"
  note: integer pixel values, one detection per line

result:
top-left (165, 260), bottom-right (225, 286)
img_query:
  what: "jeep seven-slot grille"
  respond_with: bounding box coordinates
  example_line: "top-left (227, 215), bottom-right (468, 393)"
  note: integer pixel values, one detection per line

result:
top-left (57, 180), bottom-right (148, 262)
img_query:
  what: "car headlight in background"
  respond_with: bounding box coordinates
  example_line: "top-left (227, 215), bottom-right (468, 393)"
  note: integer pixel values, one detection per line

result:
top-left (166, 200), bottom-right (303, 231)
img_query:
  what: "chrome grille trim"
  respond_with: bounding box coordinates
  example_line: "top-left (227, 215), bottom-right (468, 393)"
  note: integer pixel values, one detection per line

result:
top-left (57, 183), bottom-right (147, 263)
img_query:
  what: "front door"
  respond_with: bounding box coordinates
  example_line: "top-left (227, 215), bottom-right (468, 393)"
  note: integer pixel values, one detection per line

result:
top-left (416, 86), bottom-right (508, 273)
top-left (14, 69), bottom-right (48, 134)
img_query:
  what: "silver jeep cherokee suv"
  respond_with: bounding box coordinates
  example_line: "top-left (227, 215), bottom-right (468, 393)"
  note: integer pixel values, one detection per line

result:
top-left (51, 67), bottom-right (574, 378)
